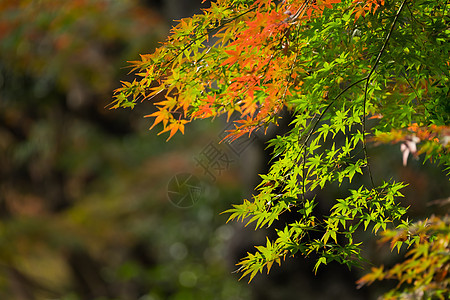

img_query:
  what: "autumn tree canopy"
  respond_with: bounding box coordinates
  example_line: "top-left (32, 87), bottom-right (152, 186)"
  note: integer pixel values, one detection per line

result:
top-left (112, 0), bottom-right (449, 298)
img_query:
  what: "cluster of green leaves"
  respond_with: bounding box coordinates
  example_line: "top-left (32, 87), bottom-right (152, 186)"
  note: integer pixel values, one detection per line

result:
top-left (230, 178), bottom-right (409, 281)
top-left (112, 0), bottom-right (449, 293)
top-left (357, 215), bottom-right (450, 299)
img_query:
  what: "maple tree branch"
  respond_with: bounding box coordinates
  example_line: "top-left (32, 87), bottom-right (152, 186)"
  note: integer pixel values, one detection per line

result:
top-left (367, 0), bottom-right (408, 79)
top-left (362, 0), bottom-right (408, 189)
top-left (298, 76), bottom-right (369, 199)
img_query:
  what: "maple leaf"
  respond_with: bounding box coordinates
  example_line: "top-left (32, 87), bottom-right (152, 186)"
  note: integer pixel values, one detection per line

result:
top-left (158, 119), bottom-right (188, 141)
top-left (146, 108), bottom-right (171, 130)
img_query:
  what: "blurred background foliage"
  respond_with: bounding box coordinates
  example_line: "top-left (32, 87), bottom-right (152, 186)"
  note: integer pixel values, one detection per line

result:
top-left (0, 1), bottom-right (249, 299)
top-left (0, 1), bottom-right (448, 299)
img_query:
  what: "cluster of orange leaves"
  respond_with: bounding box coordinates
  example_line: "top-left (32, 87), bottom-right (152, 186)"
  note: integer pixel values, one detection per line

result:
top-left (407, 123), bottom-right (450, 144)
top-left (352, 0), bottom-right (385, 20)
top-left (372, 123), bottom-right (450, 147)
